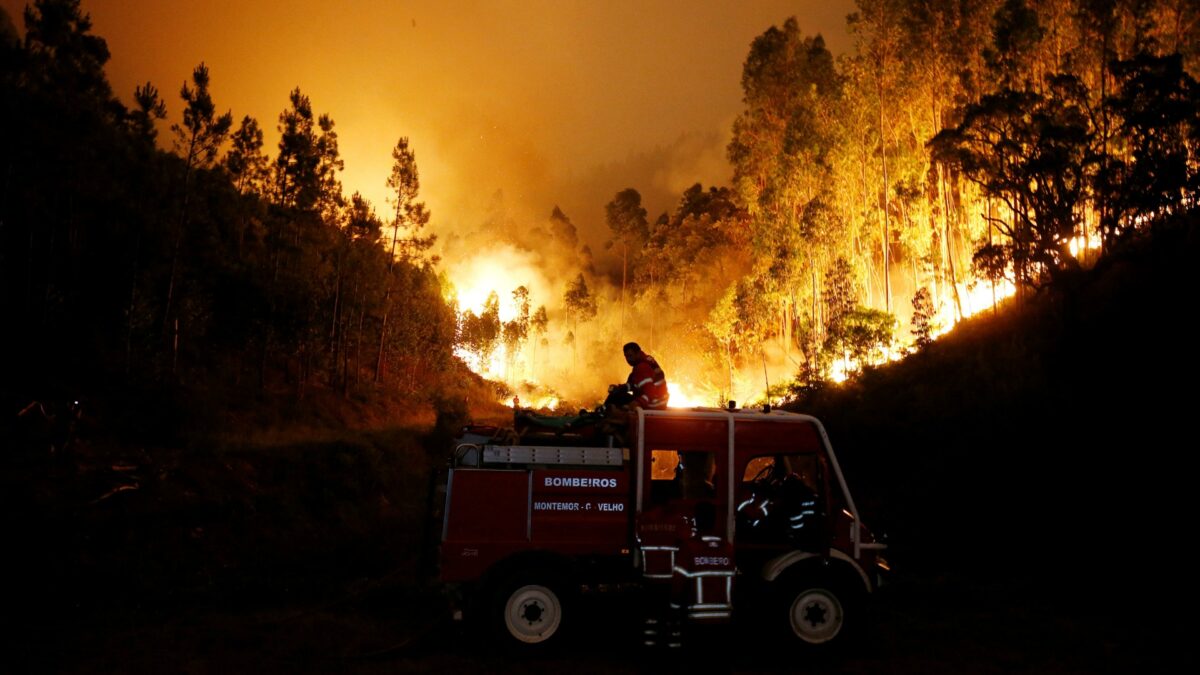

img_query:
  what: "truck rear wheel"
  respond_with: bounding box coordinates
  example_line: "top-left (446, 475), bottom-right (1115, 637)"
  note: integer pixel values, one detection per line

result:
top-left (491, 572), bottom-right (568, 649)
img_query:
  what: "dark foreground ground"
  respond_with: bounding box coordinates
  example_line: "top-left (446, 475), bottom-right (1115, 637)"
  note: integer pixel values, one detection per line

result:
top-left (14, 567), bottom-right (1191, 675)
top-left (8, 383), bottom-right (1199, 673)
top-left (5, 410), bottom-right (1196, 675)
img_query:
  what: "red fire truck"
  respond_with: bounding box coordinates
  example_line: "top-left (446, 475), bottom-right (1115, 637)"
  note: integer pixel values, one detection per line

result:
top-left (437, 405), bottom-right (887, 650)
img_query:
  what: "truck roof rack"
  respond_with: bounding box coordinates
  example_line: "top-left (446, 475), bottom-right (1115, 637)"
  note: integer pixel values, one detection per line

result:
top-left (453, 443), bottom-right (627, 468)
top-left (483, 444), bottom-right (626, 467)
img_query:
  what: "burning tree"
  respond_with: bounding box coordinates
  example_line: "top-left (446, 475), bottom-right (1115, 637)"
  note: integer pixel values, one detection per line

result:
top-left (501, 286), bottom-right (531, 381)
top-left (458, 291), bottom-right (501, 372)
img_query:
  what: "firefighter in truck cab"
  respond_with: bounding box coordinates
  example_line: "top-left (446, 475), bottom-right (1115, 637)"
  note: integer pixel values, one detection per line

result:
top-left (622, 342), bottom-right (668, 409)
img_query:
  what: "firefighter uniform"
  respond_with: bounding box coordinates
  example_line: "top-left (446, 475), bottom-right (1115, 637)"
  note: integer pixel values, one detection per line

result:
top-left (628, 352), bottom-right (669, 409)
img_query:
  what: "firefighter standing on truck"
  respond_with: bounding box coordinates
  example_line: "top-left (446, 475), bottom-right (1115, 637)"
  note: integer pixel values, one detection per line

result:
top-left (623, 342), bottom-right (669, 409)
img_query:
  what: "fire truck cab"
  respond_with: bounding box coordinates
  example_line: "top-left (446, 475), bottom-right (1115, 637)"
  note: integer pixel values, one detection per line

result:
top-left (438, 406), bottom-right (886, 650)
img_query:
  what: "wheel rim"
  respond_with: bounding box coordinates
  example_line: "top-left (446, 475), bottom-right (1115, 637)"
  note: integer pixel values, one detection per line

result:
top-left (504, 584), bottom-right (562, 644)
top-left (789, 587), bottom-right (844, 644)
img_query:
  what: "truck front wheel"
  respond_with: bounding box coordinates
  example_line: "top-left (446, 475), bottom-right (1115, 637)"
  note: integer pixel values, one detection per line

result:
top-left (491, 573), bottom-right (568, 649)
top-left (786, 584), bottom-right (845, 645)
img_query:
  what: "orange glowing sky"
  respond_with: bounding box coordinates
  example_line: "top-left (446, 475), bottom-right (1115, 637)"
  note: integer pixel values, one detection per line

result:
top-left (3, 0), bottom-right (854, 243)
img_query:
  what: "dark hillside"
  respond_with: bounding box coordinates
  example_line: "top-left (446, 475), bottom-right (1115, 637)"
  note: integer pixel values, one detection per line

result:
top-left (798, 218), bottom-right (1199, 613)
top-left (1, 361), bottom-right (513, 666)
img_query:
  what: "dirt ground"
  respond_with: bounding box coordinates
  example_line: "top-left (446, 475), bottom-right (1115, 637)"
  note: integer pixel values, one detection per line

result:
top-left (10, 566), bottom-right (1191, 675)
top-left (5, 410), bottom-right (1195, 674)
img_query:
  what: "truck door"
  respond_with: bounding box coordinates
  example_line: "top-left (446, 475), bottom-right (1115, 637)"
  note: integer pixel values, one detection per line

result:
top-left (732, 418), bottom-right (833, 568)
top-left (634, 414), bottom-right (735, 622)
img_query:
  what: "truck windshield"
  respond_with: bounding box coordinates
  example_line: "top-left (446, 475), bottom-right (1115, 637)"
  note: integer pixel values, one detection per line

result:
top-left (650, 449), bottom-right (718, 503)
top-left (742, 453), bottom-right (819, 493)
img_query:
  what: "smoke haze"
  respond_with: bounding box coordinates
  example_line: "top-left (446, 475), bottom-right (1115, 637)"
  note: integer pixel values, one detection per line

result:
top-left (1, 0), bottom-right (857, 405)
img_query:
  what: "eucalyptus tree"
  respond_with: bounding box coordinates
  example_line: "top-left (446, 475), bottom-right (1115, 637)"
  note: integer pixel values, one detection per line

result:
top-left (729, 17), bottom-right (843, 345)
top-left (892, 0), bottom-right (1000, 320)
top-left (502, 285), bottom-right (531, 381)
top-left (848, 0), bottom-right (905, 312)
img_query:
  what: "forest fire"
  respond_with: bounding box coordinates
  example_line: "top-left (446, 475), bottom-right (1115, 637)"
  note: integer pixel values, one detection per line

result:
top-left (666, 381), bottom-right (720, 408)
top-left (931, 279), bottom-right (1017, 340)
top-left (4, 0), bottom-right (1196, 668)
top-left (446, 259), bottom-right (525, 324)
top-left (444, 247), bottom-right (550, 385)
top-left (3, 0), bottom-right (1169, 416)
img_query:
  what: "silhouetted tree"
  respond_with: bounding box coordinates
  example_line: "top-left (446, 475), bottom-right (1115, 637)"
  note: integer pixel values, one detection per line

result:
top-left (386, 136), bottom-right (434, 262)
top-left (1100, 51), bottom-right (1200, 243)
top-left (128, 81), bottom-right (166, 145)
top-left (563, 274), bottom-right (597, 372)
top-left (930, 74), bottom-right (1096, 288)
top-left (605, 188), bottom-right (648, 323)
top-left (911, 287), bottom-right (935, 349)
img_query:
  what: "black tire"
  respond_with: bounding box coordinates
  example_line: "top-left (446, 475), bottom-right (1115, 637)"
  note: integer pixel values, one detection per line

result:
top-left (490, 571), bottom-right (569, 651)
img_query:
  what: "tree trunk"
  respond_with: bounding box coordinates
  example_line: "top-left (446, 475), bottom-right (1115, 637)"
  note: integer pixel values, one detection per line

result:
top-left (988, 197), bottom-right (997, 315)
top-left (938, 162), bottom-right (963, 320)
top-left (375, 305), bottom-right (389, 384)
top-left (355, 287), bottom-right (365, 387)
top-left (329, 253), bottom-right (342, 387)
top-left (163, 137), bottom-right (198, 348)
top-left (877, 47), bottom-right (892, 314)
top-left (260, 328), bottom-right (271, 391)
top-left (124, 236), bottom-right (141, 376)
top-left (621, 242), bottom-right (627, 326)
top-left (726, 340), bottom-right (733, 403)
